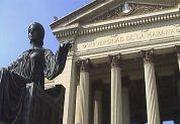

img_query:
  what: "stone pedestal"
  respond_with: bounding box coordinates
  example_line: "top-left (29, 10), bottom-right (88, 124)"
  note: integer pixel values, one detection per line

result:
top-left (110, 54), bottom-right (123, 124)
top-left (142, 50), bottom-right (160, 124)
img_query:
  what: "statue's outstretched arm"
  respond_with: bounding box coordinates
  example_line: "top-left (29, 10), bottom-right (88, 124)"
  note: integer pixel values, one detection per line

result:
top-left (45, 41), bottom-right (71, 80)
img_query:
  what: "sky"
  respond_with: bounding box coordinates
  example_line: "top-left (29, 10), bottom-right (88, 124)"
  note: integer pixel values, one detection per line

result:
top-left (0, 0), bottom-right (90, 67)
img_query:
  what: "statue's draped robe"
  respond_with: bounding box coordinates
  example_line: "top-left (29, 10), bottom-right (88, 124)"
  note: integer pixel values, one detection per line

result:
top-left (0, 46), bottom-right (68, 124)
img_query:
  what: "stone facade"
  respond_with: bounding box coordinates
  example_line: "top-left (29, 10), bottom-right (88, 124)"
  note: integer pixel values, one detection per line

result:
top-left (49, 0), bottom-right (180, 124)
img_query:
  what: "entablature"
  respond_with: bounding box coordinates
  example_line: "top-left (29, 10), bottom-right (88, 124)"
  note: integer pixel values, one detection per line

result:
top-left (52, 5), bottom-right (180, 39)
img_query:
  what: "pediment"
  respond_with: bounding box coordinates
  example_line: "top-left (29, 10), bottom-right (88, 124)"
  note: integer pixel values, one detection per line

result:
top-left (84, 2), bottom-right (173, 24)
top-left (50, 0), bottom-right (176, 29)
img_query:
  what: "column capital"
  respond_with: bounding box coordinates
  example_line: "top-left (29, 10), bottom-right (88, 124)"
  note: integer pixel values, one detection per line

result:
top-left (77, 58), bottom-right (91, 72)
top-left (109, 54), bottom-right (122, 68)
top-left (141, 49), bottom-right (154, 63)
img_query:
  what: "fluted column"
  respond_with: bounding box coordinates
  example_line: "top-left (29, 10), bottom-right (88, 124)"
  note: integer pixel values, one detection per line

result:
top-left (176, 46), bottom-right (180, 71)
top-left (93, 90), bottom-right (102, 124)
top-left (110, 54), bottom-right (123, 124)
top-left (122, 88), bottom-right (130, 124)
top-left (141, 50), bottom-right (160, 124)
top-left (75, 59), bottom-right (90, 124)
top-left (175, 46), bottom-right (180, 100)
top-left (175, 46), bottom-right (180, 124)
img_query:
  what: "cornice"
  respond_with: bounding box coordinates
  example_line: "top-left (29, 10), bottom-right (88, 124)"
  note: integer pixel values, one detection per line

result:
top-left (50, 0), bottom-right (112, 28)
top-left (52, 6), bottom-right (180, 38)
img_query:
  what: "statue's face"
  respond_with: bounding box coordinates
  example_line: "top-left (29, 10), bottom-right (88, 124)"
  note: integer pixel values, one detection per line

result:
top-left (28, 25), bottom-right (41, 41)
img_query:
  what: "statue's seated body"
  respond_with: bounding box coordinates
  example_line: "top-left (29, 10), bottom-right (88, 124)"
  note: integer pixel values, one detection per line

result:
top-left (0, 22), bottom-right (71, 124)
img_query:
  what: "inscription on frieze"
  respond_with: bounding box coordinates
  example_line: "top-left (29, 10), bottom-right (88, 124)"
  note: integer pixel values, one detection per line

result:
top-left (77, 25), bottom-right (180, 51)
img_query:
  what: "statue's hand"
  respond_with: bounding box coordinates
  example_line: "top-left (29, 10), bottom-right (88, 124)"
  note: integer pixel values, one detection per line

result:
top-left (61, 41), bottom-right (73, 50)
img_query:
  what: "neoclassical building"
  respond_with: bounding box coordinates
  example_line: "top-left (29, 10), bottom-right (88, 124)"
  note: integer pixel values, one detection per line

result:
top-left (48, 0), bottom-right (180, 124)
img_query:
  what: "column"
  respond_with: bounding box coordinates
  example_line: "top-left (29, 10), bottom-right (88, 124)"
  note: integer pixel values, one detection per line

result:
top-left (110, 54), bottom-right (123, 124)
top-left (66, 58), bottom-right (78, 124)
top-left (176, 46), bottom-right (180, 71)
top-left (93, 90), bottom-right (102, 124)
top-left (175, 46), bottom-right (180, 124)
top-left (60, 40), bottom-right (76, 124)
top-left (75, 59), bottom-right (90, 124)
top-left (122, 88), bottom-right (131, 124)
top-left (175, 46), bottom-right (180, 99)
top-left (141, 50), bottom-right (160, 124)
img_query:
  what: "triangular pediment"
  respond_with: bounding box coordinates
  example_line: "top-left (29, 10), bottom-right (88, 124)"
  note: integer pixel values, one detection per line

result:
top-left (50, 0), bottom-right (177, 30)
top-left (84, 2), bottom-right (173, 24)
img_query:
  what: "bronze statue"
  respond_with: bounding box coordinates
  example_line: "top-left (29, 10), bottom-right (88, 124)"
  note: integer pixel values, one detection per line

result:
top-left (0, 22), bottom-right (71, 124)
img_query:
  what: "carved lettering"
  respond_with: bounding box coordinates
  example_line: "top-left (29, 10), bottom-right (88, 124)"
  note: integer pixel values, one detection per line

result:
top-left (77, 25), bottom-right (180, 51)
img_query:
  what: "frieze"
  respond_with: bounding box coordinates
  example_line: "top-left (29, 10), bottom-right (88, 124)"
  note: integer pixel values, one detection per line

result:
top-left (77, 25), bottom-right (180, 51)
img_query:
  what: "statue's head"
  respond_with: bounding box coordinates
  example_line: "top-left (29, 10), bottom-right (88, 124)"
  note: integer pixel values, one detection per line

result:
top-left (28, 22), bottom-right (45, 47)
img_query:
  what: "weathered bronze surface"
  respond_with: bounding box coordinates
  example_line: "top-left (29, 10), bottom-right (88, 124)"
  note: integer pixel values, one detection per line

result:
top-left (0, 22), bottom-right (71, 124)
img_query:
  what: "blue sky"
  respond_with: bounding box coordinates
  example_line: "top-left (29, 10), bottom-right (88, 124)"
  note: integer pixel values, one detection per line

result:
top-left (0, 0), bottom-right (90, 67)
